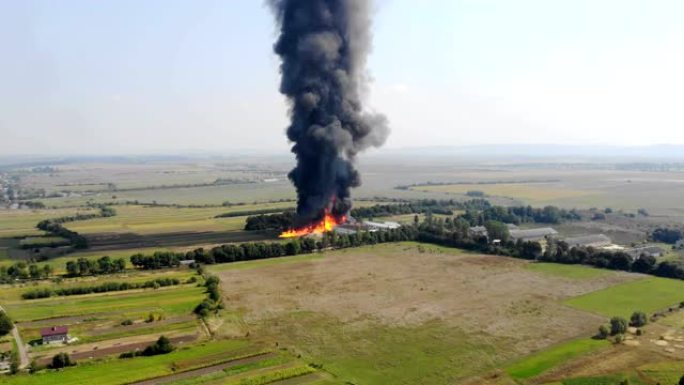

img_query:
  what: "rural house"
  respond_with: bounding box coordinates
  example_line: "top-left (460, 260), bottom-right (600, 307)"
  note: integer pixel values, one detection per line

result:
top-left (509, 228), bottom-right (558, 242)
top-left (468, 226), bottom-right (488, 238)
top-left (362, 221), bottom-right (401, 231)
top-left (564, 234), bottom-right (612, 248)
top-left (41, 326), bottom-right (69, 344)
top-left (626, 246), bottom-right (665, 260)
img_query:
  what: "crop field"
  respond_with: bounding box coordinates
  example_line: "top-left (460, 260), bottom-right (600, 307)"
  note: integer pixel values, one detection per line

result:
top-left (65, 205), bottom-right (250, 235)
top-left (0, 208), bottom-right (98, 238)
top-left (4, 284), bottom-right (205, 322)
top-left (0, 339), bottom-right (251, 385)
top-left (0, 269), bottom-right (195, 303)
top-left (32, 182), bottom-right (296, 208)
top-left (0, 333), bottom-right (327, 385)
top-left (214, 243), bottom-right (640, 384)
top-left (565, 277), bottom-right (684, 318)
top-left (410, 183), bottom-right (595, 206)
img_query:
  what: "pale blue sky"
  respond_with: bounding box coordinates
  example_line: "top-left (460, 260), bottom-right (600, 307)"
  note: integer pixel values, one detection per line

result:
top-left (1, 0), bottom-right (683, 155)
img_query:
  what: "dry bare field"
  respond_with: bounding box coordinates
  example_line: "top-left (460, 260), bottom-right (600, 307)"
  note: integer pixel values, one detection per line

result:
top-left (215, 243), bottom-right (639, 384)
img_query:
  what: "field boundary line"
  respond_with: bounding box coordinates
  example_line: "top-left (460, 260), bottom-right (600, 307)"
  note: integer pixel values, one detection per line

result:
top-left (125, 351), bottom-right (276, 385)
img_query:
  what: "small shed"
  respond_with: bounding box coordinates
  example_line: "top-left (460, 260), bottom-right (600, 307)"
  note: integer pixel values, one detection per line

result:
top-left (41, 326), bottom-right (68, 345)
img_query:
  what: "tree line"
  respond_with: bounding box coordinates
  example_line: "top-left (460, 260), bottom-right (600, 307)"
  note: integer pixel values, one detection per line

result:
top-left (36, 220), bottom-right (89, 249)
top-left (415, 216), bottom-right (684, 280)
top-left (651, 227), bottom-right (683, 244)
top-left (66, 256), bottom-right (126, 277)
top-left (0, 262), bottom-right (53, 283)
top-left (130, 227), bottom-right (418, 270)
top-left (194, 275), bottom-right (223, 318)
top-left (460, 205), bottom-right (581, 225)
top-left (128, 211), bottom-right (684, 283)
top-left (22, 277), bottom-right (182, 300)
top-left (241, 199), bottom-right (581, 232)
top-left (244, 210), bottom-right (296, 231)
top-left (35, 204), bottom-right (116, 249)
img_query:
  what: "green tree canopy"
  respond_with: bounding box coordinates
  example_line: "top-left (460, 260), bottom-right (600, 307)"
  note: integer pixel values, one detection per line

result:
top-left (484, 220), bottom-right (510, 243)
top-left (630, 311), bottom-right (648, 327)
top-left (51, 352), bottom-right (73, 369)
top-left (610, 316), bottom-right (628, 335)
top-left (0, 311), bottom-right (13, 336)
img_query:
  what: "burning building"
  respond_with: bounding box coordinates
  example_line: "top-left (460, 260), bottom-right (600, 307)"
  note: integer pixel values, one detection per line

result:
top-left (269, 0), bottom-right (389, 238)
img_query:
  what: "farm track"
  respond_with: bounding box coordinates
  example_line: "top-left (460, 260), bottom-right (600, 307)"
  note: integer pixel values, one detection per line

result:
top-left (0, 305), bottom-right (28, 369)
top-left (270, 373), bottom-right (323, 385)
top-left (127, 352), bottom-right (276, 385)
top-left (34, 334), bottom-right (198, 366)
top-left (11, 326), bottom-right (29, 369)
top-left (86, 315), bottom-right (197, 337)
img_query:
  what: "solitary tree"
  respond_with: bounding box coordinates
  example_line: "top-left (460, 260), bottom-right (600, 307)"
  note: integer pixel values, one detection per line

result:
top-left (51, 352), bottom-right (73, 369)
top-left (0, 311), bottom-right (14, 336)
top-left (597, 325), bottom-right (609, 339)
top-left (630, 311), bottom-right (648, 327)
top-left (142, 336), bottom-right (175, 356)
top-left (610, 317), bottom-right (628, 335)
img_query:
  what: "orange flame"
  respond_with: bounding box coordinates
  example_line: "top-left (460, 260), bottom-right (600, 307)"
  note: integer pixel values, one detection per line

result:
top-left (279, 210), bottom-right (346, 238)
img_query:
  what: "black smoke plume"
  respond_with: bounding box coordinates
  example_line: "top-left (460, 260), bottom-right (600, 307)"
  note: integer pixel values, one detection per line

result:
top-left (269, 0), bottom-right (389, 227)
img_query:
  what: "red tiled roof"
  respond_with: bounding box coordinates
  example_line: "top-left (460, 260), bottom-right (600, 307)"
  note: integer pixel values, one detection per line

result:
top-left (40, 326), bottom-right (68, 337)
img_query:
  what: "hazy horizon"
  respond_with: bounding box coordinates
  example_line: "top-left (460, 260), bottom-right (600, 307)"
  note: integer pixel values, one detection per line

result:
top-left (2, 0), bottom-right (684, 155)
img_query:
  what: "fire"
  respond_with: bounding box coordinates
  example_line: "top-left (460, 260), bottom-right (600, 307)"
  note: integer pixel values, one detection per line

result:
top-left (279, 210), bottom-right (346, 238)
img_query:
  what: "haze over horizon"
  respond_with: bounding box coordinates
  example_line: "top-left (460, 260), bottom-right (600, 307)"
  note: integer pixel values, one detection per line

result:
top-left (2, 0), bottom-right (683, 155)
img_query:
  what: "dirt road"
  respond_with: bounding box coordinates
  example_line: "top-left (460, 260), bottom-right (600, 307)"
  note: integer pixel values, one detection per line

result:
top-left (129, 352), bottom-right (275, 385)
top-left (0, 305), bottom-right (28, 369)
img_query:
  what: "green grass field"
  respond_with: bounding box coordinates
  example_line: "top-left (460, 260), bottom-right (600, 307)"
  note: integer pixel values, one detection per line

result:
top-left (638, 360), bottom-right (684, 384)
top-left (0, 339), bottom-right (252, 385)
top-left (256, 313), bottom-right (505, 385)
top-left (207, 253), bottom-right (325, 273)
top-left (0, 208), bottom-right (98, 238)
top-left (565, 277), bottom-right (684, 318)
top-left (561, 373), bottom-right (646, 385)
top-left (4, 285), bottom-right (205, 322)
top-left (526, 263), bottom-right (615, 280)
top-left (0, 269), bottom-right (195, 302)
top-left (505, 338), bottom-right (609, 380)
top-left (66, 205), bottom-right (249, 235)
top-left (164, 352), bottom-right (297, 385)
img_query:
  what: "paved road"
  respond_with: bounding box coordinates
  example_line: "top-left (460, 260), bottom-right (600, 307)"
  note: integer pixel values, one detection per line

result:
top-left (0, 305), bottom-right (28, 369)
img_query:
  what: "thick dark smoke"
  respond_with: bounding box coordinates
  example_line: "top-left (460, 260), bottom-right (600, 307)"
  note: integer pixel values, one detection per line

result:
top-left (269, 0), bottom-right (389, 227)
